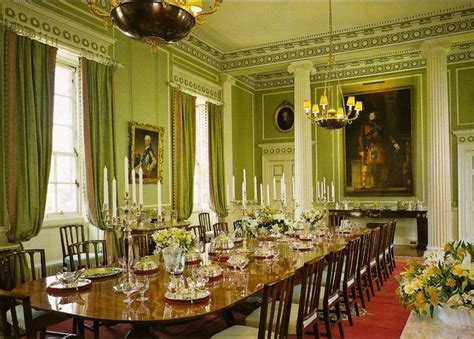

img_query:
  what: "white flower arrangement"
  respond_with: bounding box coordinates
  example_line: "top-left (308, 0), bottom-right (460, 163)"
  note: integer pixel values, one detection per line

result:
top-left (152, 227), bottom-right (195, 253)
top-left (300, 208), bottom-right (324, 226)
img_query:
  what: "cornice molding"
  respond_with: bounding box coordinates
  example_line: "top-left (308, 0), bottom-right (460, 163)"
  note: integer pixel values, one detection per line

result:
top-left (453, 129), bottom-right (474, 143)
top-left (258, 142), bottom-right (295, 155)
top-left (170, 66), bottom-right (223, 105)
top-left (1, 0), bottom-right (116, 63)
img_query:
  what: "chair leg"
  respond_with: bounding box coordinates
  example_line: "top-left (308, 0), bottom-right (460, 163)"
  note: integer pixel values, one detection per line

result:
top-left (343, 288), bottom-right (353, 326)
top-left (335, 303), bottom-right (344, 337)
top-left (93, 320), bottom-right (100, 339)
top-left (39, 328), bottom-right (46, 339)
top-left (356, 276), bottom-right (366, 309)
top-left (367, 267), bottom-right (376, 295)
top-left (352, 286), bottom-right (360, 316)
top-left (363, 274), bottom-right (372, 301)
top-left (312, 322), bottom-right (320, 339)
top-left (323, 307), bottom-right (332, 339)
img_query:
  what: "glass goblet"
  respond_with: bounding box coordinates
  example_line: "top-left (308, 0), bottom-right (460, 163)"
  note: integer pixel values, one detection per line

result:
top-left (122, 281), bottom-right (137, 304)
top-left (136, 276), bottom-right (149, 302)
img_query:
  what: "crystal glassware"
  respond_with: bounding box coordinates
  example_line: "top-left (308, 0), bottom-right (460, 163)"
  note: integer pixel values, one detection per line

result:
top-left (136, 276), bottom-right (150, 302)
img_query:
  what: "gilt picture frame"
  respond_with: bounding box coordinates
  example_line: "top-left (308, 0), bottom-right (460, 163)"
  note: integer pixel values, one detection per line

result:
top-left (130, 122), bottom-right (164, 184)
top-left (343, 87), bottom-right (414, 196)
top-left (274, 100), bottom-right (294, 133)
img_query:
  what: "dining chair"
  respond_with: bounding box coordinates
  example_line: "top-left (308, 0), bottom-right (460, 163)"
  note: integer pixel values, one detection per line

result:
top-left (67, 240), bottom-right (107, 271)
top-left (212, 222), bottom-right (229, 237)
top-left (212, 272), bottom-right (296, 338)
top-left (319, 247), bottom-right (346, 338)
top-left (198, 212), bottom-right (214, 242)
top-left (377, 223), bottom-right (390, 283)
top-left (356, 232), bottom-right (372, 308)
top-left (233, 220), bottom-right (242, 232)
top-left (187, 225), bottom-right (206, 252)
top-left (387, 220), bottom-right (398, 272)
top-left (368, 226), bottom-right (382, 292)
top-left (59, 224), bottom-right (86, 267)
top-left (131, 234), bottom-right (152, 258)
top-left (0, 249), bottom-right (73, 337)
top-left (341, 237), bottom-right (361, 326)
top-left (329, 214), bottom-right (343, 227)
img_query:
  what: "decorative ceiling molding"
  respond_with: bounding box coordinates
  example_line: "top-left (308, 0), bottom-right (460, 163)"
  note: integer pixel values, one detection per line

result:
top-left (173, 5), bottom-right (474, 73)
top-left (170, 66), bottom-right (223, 105)
top-left (237, 42), bottom-right (474, 91)
top-left (2, 0), bottom-right (116, 64)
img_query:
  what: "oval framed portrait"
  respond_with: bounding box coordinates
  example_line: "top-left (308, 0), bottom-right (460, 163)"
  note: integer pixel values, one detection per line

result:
top-left (274, 101), bottom-right (294, 133)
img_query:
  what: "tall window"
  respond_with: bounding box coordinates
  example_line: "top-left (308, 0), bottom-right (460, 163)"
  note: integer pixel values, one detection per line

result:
top-left (45, 63), bottom-right (81, 218)
top-left (193, 97), bottom-right (211, 212)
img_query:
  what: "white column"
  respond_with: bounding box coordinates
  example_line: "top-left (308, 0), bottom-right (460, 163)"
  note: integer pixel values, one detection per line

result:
top-left (421, 39), bottom-right (452, 248)
top-left (288, 61), bottom-right (315, 215)
top-left (221, 74), bottom-right (236, 205)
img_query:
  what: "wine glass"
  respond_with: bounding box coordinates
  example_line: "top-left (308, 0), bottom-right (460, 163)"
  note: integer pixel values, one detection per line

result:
top-left (136, 276), bottom-right (149, 302)
top-left (122, 281), bottom-right (137, 304)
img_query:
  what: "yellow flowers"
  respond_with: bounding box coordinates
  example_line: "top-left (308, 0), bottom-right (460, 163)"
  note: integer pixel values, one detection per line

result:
top-left (152, 227), bottom-right (195, 252)
top-left (469, 270), bottom-right (474, 281)
top-left (426, 286), bottom-right (440, 305)
top-left (415, 292), bottom-right (426, 310)
top-left (457, 247), bottom-right (466, 259)
top-left (446, 278), bottom-right (457, 287)
top-left (452, 264), bottom-right (468, 277)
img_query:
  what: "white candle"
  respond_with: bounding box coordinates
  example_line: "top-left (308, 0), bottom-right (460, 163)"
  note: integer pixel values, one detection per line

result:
top-left (157, 180), bottom-right (162, 216)
top-left (138, 167), bottom-right (143, 206)
top-left (266, 184), bottom-right (270, 207)
top-left (103, 166), bottom-right (109, 207)
top-left (124, 157), bottom-right (129, 195)
top-left (280, 173), bottom-right (285, 200)
top-left (273, 177), bottom-right (277, 200)
top-left (131, 169), bottom-right (136, 205)
top-left (323, 177), bottom-right (327, 198)
top-left (232, 175), bottom-right (236, 201)
top-left (242, 181), bottom-right (247, 207)
top-left (253, 176), bottom-right (257, 201)
top-left (260, 183), bottom-right (264, 206)
top-left (331, 181), bottom-right (335, 201)
top-left (316, 180), bottom-right (320, 200)
top-left (243, 168), bottom-right (247, 185)
top-left (226, 184), bottom-right (230, 205)
top-left (292, 176), bottom-right (296, 200)
top-left (112, 177), bottom-right (117, 218)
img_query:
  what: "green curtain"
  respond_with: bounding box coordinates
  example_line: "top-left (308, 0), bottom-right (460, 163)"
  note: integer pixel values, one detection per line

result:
top-left (1, 30), bottom-right (57, 243)
top-left (208, 103), bottom-right (228, 219)
top-left (173, 90), bottom-right (196, 220)
top-left (81, 58), bottom-right (120, 259)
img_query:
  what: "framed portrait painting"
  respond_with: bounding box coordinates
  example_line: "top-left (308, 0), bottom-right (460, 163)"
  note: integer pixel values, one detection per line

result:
top-left (274, 101), bottom-right (294, 132)
top-left (343, 87), bottom-right (414, 196)
top-left (130, 122), bottom-right (164, 184)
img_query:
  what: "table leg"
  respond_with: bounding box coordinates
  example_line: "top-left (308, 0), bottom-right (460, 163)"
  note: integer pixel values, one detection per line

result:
top-left (126, 324), bottom-right (156, 338)
top-left (416, 216), bottom-right (428, 251)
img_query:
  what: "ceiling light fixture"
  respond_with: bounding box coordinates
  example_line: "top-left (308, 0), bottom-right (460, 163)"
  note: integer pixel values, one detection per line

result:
top-left (304, 0), bottom-right (362, 129)
top-left (88, 0), bottom-right (222, 53)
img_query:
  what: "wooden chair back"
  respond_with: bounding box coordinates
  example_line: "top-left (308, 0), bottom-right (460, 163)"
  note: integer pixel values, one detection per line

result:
top-left (59, 224), bottom-right (85, 264)
top-left (259, 272), bottom-right (296, 339)
top-left (212, 222), bottom-right (229, 237)
top-left (389, 219), bottom-right (397, 248)
top-left (0, 290), bottom-right (35, 338)
top-left (68, 240), bottom-right (107, 271)
top-left (323, 247), bottom-right (346, 305)
top-left (329, 214), bottom-right (343, 227)
top-left (357, 232), bottom-right (371, 273)
top-left (343, 237), bottom-right (361, 285)
top-left (368, 227), bottom-right (381, 263)
top-left (378, 223), bottom-right (389, 256)
top-left (187, 225), bottom-right (206, 252)
top-left (132, 234), bottom-right (151, 259)
top-left (295, 256), bottom-right (325, 337)
top-left (0, 249), bottom-right (46, 290)
top-left (233, 220), bottom-right (242, 231)
top-left (198, 212), bottom-right (212, 232)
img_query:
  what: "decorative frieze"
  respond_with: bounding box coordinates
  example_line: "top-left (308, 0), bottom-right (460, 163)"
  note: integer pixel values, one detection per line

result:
top-left (258, 143), bottom-right (295, 155)
top-left (453, 129), bottom-right (474, 143)
top-left (170, 66), bottom-right (223, 104)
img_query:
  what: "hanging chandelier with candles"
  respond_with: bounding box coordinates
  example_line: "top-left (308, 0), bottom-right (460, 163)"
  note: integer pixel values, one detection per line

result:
top-left (88, 0), bottom-right (223, 52)
top-left (303, 0), bottom-right (362, 129)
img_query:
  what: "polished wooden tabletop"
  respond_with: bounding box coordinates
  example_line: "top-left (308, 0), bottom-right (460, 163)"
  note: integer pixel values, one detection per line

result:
top-left (14, 230), bottom-right (366, 324)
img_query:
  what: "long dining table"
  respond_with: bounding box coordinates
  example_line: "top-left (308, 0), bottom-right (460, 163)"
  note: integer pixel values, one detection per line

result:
top-left (13, 229), bottom-right (368, 337)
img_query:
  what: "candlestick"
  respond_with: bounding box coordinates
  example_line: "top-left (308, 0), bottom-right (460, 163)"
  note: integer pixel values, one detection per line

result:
top-left (243, 168), bottom-right (247, 186)
top-left (124, 157), bottom-right (129, 194)
top-left (232, 175), bottom-right (236, 201)
top-left (103, 166), bottom-right (109, 207)
top-left (273, 177), bottom-right (277, 200)
top-left (253, 176), bottom-right (257, 201)
top-left (316, 180), bottom-right (320, 200)
top-left (138, 167), bottom-right (143, 206)
top-left (242, 181), bottom-right (247, 208)
top-left (112, 177), bottom-right (117, 218)
top-left (266, 184), bottom-right (270, 207)
top-left (157, 180), bottom-right (162, 217)
top-left (260, 183), bottom-right (264, 206)
top-left (131, 169), bottom-right (136, 205)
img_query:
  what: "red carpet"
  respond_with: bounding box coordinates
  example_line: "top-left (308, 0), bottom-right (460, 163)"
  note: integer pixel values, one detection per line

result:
top-left (50, 260), bottom-right (410, 338)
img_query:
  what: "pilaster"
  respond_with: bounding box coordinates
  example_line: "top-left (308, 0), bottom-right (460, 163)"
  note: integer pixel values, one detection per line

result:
top-left (221, 74), bottom-right (236, 201)
top-left (288, 61), bottom-right (315, 214)
top-left (420, 39), bottom-right (452, 248)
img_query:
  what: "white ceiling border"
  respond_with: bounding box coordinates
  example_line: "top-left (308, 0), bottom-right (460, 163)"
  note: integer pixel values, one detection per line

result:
top-left (170, 66), bottom-right (223, 105)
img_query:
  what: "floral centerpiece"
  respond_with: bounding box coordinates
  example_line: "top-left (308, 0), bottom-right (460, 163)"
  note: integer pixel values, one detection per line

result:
top-left (152, 227), bottom-right (195, 253)
top-left (396, 241), bottom-right (474, 323)
top-left (247, 208), bottom-right (290, 238)
top-left (301, 208), bottom-right (324, 230)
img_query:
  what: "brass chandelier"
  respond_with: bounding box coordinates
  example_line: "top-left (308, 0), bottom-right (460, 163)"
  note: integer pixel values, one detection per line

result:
top-left (88, 0), bottom-right (223, 52)
top-left (303, 0), bottom-right (362, 129)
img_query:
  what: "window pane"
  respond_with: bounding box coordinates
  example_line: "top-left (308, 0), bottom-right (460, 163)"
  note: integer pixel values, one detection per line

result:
top-left (55, 66), bottom-right (71, 96)
top-left (46, 184), bottom-right (56, 213)
top-left (54, 95), bottom-right (73, 126)
top-left (53, 125), bottom-right (73, 152)
top-left (49, 155), bottom-right (56, 182)
top-left (57, 184), bottom-right (76, 213)
top-left (56, 155), bottom-right (75, 183)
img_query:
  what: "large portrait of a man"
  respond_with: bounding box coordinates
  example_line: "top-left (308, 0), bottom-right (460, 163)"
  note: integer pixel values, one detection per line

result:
top-left (130, 122), bottom-right (164, 183)
top-left (344, 87), bottom-right (413, 196)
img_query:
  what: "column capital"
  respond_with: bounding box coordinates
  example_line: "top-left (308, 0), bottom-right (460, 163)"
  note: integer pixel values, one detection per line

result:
top-left (220, 73), bottom-right (236, 86)
top-left (420, 39), bottom-right (451, 58)
top-left (287, 60), bottom-right (316, 75)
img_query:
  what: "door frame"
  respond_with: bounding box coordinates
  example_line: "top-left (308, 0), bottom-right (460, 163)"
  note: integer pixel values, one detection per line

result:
top-left (454, 130), bottom-right (474, 242)
top-left (259, 142), bottom-right (295, 193)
